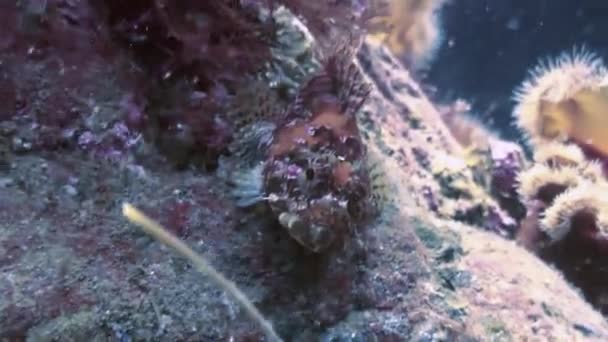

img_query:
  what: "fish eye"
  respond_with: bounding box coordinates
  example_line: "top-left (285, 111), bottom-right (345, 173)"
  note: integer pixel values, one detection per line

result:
top-left (306, 168), bottom-right (315, 180)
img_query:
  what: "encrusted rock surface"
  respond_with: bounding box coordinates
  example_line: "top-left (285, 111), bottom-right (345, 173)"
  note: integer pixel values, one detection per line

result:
top-left (354, 39), bottom-right (608, 341)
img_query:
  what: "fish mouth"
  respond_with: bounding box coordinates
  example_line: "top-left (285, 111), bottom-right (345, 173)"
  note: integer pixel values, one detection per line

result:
top-left (278, 212), bottom-right (336, 253)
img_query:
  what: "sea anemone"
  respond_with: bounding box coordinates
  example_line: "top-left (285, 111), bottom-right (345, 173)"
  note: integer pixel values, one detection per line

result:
top-left (516, 163), bottom-right (582, 205)
top-left (514, 135), bottom-right (608, 314)
top-left (513, 48), bottom-right (608, 154)
top-left (540, 182), bottom-right (608, 243)
top-left (530, 141), bottom-right (605, 182)
top-left (530, 181), bottom-right (608, 314)
top-left (532, 141), bottom-right (586, 167)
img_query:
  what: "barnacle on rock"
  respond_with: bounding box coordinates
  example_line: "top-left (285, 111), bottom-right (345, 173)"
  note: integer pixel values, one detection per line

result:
top-left (264, 6), bottom-right (321, 94)
top-left (539, 182), bottom-right (608, 242)
top-left (276, 0), bottom-right (368, 47)
top-left (430, 151), bottom-right (475, 198)
top-left (513, 48), bottom-right (608, 155)
top-left (425, 149), bottom-right (518, 236)
top-left (435, 99), bottom-right (526, 222)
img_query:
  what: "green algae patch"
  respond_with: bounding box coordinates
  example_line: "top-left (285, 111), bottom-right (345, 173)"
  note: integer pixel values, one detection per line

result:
top-left (414, 222), bottom-right (443, 251)
top-left (482, 317), bottom-right (512, 342)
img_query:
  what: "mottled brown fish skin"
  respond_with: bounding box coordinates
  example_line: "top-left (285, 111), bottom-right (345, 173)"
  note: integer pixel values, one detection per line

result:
top-left (261, 49), bottom-right (373, 252)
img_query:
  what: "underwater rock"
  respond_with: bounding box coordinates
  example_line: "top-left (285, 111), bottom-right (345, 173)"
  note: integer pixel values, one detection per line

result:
top-left (99, 0), bottom-right (276, 169)
top-left (353, 38), bottom-right (608, 340)
top-left (436, 98), bottom-right (525, 226)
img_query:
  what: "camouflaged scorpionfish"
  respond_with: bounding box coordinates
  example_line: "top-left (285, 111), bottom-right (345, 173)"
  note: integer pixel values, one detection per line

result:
top-left (227, 45), bottom-right (374, 253)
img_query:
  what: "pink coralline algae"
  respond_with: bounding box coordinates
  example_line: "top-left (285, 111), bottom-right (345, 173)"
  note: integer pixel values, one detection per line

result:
top-left (77, 122), bottom-right (141, 163)
top-left (97, 0), bottom-right (276, 168)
